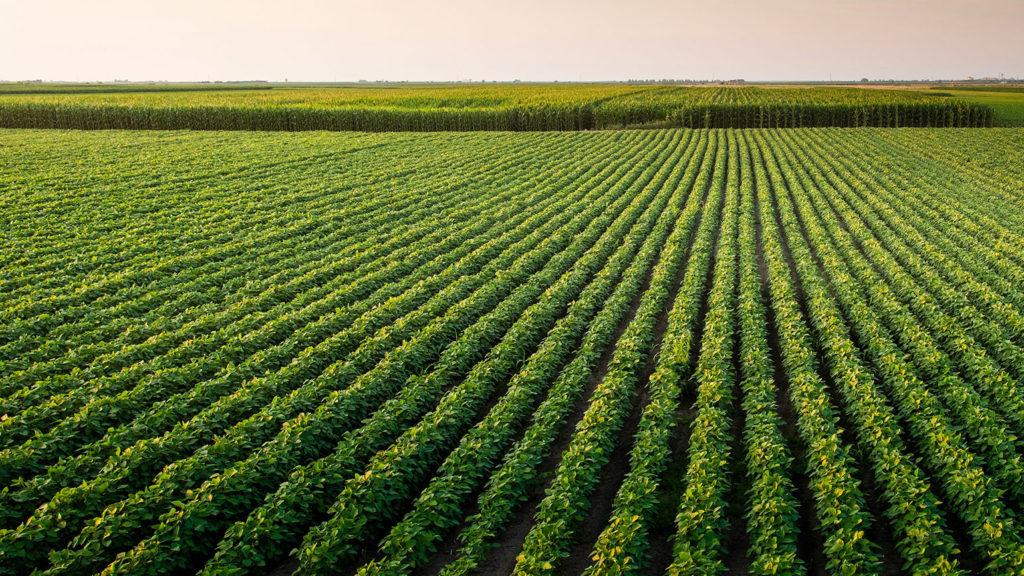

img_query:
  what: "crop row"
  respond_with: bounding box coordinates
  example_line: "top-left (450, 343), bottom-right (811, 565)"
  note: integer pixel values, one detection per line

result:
top-left (0, 133), bottom-right (672, 575)
top-left (3, 129), bottom-right (1024, 575)
top-left (0, 85), bottom-right (994, 131)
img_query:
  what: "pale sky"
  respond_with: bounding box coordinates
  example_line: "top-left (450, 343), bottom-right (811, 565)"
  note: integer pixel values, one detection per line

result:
top-left (1, 0), bottom-right (1021, 82)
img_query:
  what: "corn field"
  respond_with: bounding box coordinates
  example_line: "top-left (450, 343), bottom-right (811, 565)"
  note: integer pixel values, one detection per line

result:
top-left (0, 85), bottom-right (994, 130)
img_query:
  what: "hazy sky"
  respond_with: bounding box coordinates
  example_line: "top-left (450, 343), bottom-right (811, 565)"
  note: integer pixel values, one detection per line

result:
top-left (1, 0), bottom-right (1021, 82)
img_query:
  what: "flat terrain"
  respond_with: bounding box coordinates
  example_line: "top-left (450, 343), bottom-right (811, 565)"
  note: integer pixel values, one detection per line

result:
top-left (0, 84), bottom-right (993, 130)
top-left (930, 87), bottom-right (1024, 126)
top-left (2, 128), bottom-right (1024, 576)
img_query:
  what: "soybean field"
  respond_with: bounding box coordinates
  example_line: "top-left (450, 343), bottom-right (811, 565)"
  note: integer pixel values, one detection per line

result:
top-left (2, 127), bottom-right (1024, 576)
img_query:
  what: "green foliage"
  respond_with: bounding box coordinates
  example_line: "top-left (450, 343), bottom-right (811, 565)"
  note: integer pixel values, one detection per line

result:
top-left (0, 85), bottom-right (995, 131)
top-left (1, 128), bottom-right (1023, 576)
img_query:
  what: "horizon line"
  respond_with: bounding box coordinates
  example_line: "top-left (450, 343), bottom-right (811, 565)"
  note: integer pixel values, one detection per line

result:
top-left (3, 78), bottom-right (1022, 85)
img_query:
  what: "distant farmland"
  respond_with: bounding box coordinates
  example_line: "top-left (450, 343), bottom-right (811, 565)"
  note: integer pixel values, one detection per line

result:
top-left (2, 126), bottom-right (1024, 575)
top-left (0, 84), bottom-right (995, 130)
top-left (929, 85), bottom-right (1024, 126)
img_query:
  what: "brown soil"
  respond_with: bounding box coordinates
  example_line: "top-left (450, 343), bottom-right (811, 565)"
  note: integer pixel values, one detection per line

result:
top-left (642, 147), bottom-right (727, 576)
top-left (757, 142), bottom-right (906, 575)
top-left (468, 227), bottom-right (664, 576)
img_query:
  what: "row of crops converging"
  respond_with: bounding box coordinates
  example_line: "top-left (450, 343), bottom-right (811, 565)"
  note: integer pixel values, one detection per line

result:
top-left (2, 128), bottom-right (1024, 575)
